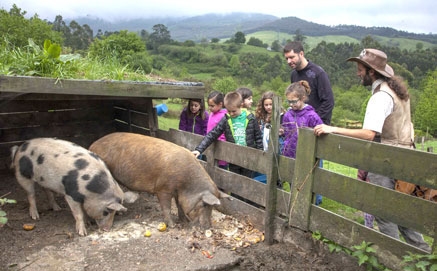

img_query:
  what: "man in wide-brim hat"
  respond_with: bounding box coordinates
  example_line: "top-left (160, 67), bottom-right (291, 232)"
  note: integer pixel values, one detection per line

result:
top-left (347, 48), bottom-right (394, 78)
top-left (313, 48), bottom-right (431, 252)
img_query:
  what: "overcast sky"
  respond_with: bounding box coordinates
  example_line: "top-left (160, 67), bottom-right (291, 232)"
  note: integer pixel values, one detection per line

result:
top-left (2, 0), bottom-right (436, 34)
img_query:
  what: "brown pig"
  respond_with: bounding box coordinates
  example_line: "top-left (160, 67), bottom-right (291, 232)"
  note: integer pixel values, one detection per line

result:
top-left (89, 132), bottom-right (227, 228)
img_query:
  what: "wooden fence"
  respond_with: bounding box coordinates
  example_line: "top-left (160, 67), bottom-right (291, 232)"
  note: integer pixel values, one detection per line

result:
top-left (157, 126), bottom-right (436, 271)
top-left (1, 77), bottom-right (436, 270)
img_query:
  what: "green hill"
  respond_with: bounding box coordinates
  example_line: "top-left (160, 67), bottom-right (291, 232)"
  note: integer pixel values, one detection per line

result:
top-left (245, 31), bottom-right (437, 51)
top-left (73, 12), bottom-right (437, 46)
top-left (251, 16), bottom-right (437, 45)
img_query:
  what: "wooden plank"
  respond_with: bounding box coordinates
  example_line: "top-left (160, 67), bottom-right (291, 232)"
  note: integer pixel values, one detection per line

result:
top-left (0, 107), bottom-right (113, 128)
top-left (276, 189), bottom-right (292, 217)
top-left (144, 99), bottom-right (158, 137)
top-left (163, 128), bottom-right (291, 217)
top-left (112, 99), bottom-right (157, 133)
top-left (278, 155), bottom-right (294, 184)
top-left (167, 128), bottom-right (204, 151)
top-left (314, 168), bottom-right (437, 236)
top-left (217, 193), bottom-right (289, 240)
top-left (113, 120), bottom-right (152, 135)
top-left (0, 141), bottom-right (15, 172)
top-left (310, 207), bottom-right (425, 270)
top-left (208, 166), bottom-right (266, 207)
top-left (0, 99), bottom-right (114, 113)
top-left (130, 111), bottom-right (150, 129)
top-left (0, 142), bottom-right (17, 157)
top-left (219, 196), bottom-right (266, 230)
top-left (316, 132), bottom-right (437, 188)
top-left (0, 92), bottom-right (133, 101)
top-left (156, 129), bottom-right (171, 141)
top-left (264, 96), bottom-right (282, 244)
top-left (128, 126), bottom-right (152, 136)
top-left (0, 75), bottom-right (206, 99)
top-left (114, 108), bottom-right (150, 128)
top-left (165, 129), bottom-right (270, 174)
top-left (1, 121), bottom-right (115, 142)
top-left (288, 128), bottom-right (318, 230)
top-left (212, 141), bottom-right (267, 173)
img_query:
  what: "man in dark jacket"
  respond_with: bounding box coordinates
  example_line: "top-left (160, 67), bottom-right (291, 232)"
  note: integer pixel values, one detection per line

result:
top-left (284, 41), bottom-right (334, 125)
top-left (193, 91), bottom-right (263, 178)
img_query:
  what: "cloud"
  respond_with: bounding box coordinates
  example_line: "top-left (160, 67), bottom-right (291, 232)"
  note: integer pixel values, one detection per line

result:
top-left (1, 0), bottom-right (436, 34)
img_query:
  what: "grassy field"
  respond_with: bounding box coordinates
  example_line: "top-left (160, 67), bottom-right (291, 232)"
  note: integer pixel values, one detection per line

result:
top-left (158, 117), bottom-right (180, 131)
top-left (245, 31), bottom-right (437, 51)
top-left (416, 139), bottom-right (437, 152)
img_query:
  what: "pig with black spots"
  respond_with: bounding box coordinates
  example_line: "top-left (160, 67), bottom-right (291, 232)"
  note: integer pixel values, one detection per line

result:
top-left (10, 138), bottom-right (137, 236)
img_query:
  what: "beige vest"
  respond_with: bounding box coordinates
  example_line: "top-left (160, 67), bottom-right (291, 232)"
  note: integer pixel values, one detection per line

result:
top-left (378, 82), bottom-right (414, 148)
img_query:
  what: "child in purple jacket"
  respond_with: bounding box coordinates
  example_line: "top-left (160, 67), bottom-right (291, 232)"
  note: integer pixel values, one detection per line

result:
top-left (178, 98), bottom-right (209, 136)
top-left (282, 80), bottom-right (323, 202)
top-left (282, 80), bottom-right (323, 159)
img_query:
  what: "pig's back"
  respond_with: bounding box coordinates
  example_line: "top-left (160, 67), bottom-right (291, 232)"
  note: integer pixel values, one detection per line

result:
top-left (89, 132), bottom-right (196, 192)
top-left (13, 138), bottom-right (114, 195)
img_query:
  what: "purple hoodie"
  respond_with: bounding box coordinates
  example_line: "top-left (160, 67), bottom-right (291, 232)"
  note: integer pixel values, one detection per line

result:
top-left (281, 104), bottom-right (323, 158)
top-left (178, 108), bottom-right (209, 136)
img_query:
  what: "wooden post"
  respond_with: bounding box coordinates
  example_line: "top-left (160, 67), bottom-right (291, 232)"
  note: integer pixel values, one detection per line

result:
top-left (264, 96), bottom-right (281, 244)
top-left (288, 128), bottom-right (318, 230)
top-left (145, 98), bottom-right (157, 137)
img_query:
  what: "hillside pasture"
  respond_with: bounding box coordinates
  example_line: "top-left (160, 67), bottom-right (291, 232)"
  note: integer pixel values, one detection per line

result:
top-left (245, 31), bottom-right (437, 51)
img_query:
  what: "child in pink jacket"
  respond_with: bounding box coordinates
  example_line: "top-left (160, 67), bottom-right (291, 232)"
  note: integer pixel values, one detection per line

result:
top-left (206, 91), bottom-right (228, 169)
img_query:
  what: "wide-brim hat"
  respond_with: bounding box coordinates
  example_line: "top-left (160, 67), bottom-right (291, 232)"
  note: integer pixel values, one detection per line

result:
top-left (347, 49), bottom-right (394, 78)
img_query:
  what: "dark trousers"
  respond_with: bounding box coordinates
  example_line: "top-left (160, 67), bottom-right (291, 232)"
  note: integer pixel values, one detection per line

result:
top-left (228, 164), bottom-right (253, 178)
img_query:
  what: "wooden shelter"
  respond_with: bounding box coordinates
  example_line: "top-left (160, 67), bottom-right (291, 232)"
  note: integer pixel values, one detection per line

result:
top-left (0, 75), bottom-right (205, 171)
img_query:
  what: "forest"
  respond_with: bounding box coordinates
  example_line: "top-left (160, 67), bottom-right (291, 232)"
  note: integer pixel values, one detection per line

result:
top-left (1, 4), bottom-right (436, 136)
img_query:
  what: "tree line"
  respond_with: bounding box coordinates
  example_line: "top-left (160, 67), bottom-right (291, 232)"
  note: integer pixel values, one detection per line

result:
top-left (1, 4), bottom-right (436, 136)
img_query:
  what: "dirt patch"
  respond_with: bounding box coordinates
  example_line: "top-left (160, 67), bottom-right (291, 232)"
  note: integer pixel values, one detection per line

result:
top-left (0, 172), bottom-right (363, 270)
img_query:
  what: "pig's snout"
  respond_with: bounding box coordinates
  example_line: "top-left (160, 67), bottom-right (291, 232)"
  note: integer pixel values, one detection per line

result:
top-left (95, 213), bottom-right (117, 232)
top-left (101, 225), bottom-right (111, 232)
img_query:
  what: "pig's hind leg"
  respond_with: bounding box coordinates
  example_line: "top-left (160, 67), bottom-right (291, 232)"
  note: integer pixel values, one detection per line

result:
top-left (156, 192), bottom-right (175, 227)
top-left (16, 177), bottom-right (40, 220)
top-left (44, 188), bottom-right (62, 211)
top-left (175, 195), bottom-right (190, 224)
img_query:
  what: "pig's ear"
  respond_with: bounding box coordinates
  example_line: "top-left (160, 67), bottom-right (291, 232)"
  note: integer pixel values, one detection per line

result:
top-left (123, 191), bottom-right (139, 204)
top-left (107, 202), bottom-right (127, 212)
top-left (202, 192), bottom-right (221, 206)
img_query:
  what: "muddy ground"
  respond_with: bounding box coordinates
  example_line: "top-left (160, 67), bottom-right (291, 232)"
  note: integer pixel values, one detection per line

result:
top-left (0, 172), bottom-right (363, 270)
